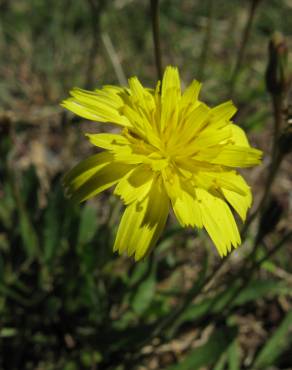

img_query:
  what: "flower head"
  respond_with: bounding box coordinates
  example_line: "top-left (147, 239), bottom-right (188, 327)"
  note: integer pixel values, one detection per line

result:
top-left (62, 66), bottom-right (262, 260)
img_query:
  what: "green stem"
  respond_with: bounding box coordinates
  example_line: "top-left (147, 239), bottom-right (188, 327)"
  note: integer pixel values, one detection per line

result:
top-left (229, 0), bottom-right (260, 95)
top-left (150, 0), bottom-right (163, 81)
top-left (241, 92), bottom-right (284, 238)
top-left (197, 0), bottom-right (214, 80)
top-left (271, 94), bottom-right (283, 162)
top-left (85, 0), bottom-right (106, 88)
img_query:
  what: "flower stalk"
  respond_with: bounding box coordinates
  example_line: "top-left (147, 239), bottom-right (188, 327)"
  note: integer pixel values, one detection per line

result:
top-left (242, 32), bottom-right (289, 237)
top-left (150, 0), bottom-right (163, 81)
top-left (229, 0), bottom-right (261, 95)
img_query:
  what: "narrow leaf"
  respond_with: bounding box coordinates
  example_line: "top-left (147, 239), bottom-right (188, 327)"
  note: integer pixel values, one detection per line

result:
top-left (253, 310), bottom-right (292, 368)
top-left (167, 326), bottom-right (238, 370)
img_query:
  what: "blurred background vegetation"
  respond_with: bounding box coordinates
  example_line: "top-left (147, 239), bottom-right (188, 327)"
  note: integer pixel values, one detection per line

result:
top-left (0, 0), bottom-right (292, 369)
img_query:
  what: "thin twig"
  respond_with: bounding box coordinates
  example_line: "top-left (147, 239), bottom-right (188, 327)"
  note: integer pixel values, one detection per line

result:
top-left (150, 0), bottom-right (163, 81)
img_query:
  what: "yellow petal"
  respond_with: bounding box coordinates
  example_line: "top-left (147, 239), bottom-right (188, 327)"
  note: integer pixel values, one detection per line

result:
top-left (230, 124), bottom-right (250, 147)
top-left (216, 171), bottom-right (250, 195)
top-left (128, 77), bottom-right (155, 113)
top-left (86, 132), bottom-right (149, 164)
top-left (189, 125), bottom-right (232, 151)
top-left (121, 105), bottom-right (161, 148)
top-left (167, 103), bottom-right (210, 153)
top-left (180, 80), bottom-right (202, 109)
top-left (62, 88), bottom-right (131, 127)
top-left (182, 102), bottom-right (210, 134)
top-left (161, 167), bottom-right (182, 199)
top-left (85, 133), bottom-right (129, 150)
top-left (221, 174), bottom-right (252, 221)
top-left (172, 184), bottom-right (203, 228)
top-left (195, 170), bottom-right (252, 221)
top-left (126, 78), bottom-right (156, 138)
top-left (113, 151), bottom-right (148, 165)
top-left (63, 152), bottom-right (113, 193)
top-left (114, 165), bottom-right (154, 205)
top-left (71, 87), bottom-right (123, 108)
top-left (161, 168), bottom-right (203, 227)
top-left (100, 85), bottom-right (127, 95)
top-left (195, 170), bottom-right (248, 195)
top-left (113, 176), bottom-right (169, 261)
top-left (64, 152), bottom-right (134, 202)
top-left (210, 100), bottom-right (237, 121)
top-left (161, 66), bottom-right (181, 98)
top-left (190, 146), bottom-right (223, 162)
top-left (211, 146), bottom-right (262, 167)
top-left (160, 66), bottom-right (181, 132)
top-left (196, 188), bottom-right (241, 256)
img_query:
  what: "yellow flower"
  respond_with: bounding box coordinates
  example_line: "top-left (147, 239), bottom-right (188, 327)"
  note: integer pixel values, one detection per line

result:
top-left (62, 66), bottom-right (262, 261)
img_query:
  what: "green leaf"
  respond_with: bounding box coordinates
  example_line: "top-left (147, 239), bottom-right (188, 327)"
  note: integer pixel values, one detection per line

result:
top-left (64, 362), bottom-right (78, 370)
top-left (0, 327), bottom-right (17, 338)
top-left (143, 295), bottom-right (172, 320)
top-left (0, 283), bottom-right (30, 305)
top-left (19, 207), bottom-right (39, 259)
top-left (130, 261), bottom-right (156, 315)
top-left (165, 254), bottom-right (209, 337)
top-left (261, 260), bottom-right (277, 273)
top-left (213, 353), bottom-right (227, 370)
top-left (98, 323), bottom-right (156, 353)
top-left (0, 253), bottom-right (3, 282)
top-left (77, 204), bottom-right (97, 246)
top-left (166, 326), bottom-right (238, 370)
top-left (177, 279), bottom-right (284, 327)
top-left (131, 275), bottom-right (156, 315)
top-left (22, 166), bottom-right (40, 212)
top-left (253, 310), bottom-right (292, 368)
top-left (10, 172), bottom-right (39, 259)
top-left (227, 339), bottom-right (241, 370)
top-left (113, 311), bottom-right (136, 330)
top-left (129, 259), bottom-right (150, 285)
top-left (234, 279), bottom-right (284, 306)
top-left (43, 184), bottom-right (64, 264)
top-left (0, 183), bottom-right (15, 229)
